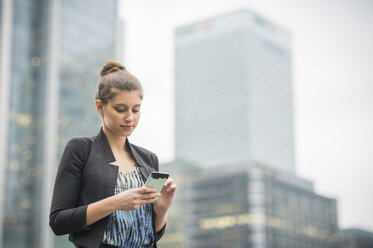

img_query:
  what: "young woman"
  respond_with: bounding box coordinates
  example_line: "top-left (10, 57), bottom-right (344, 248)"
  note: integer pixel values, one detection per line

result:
top-left (49, 61), bottom-right (176, 248)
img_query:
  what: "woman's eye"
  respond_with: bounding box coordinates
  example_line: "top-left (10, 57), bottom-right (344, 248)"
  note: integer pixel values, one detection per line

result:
top-left (115, 108), bottom-right (139, 113)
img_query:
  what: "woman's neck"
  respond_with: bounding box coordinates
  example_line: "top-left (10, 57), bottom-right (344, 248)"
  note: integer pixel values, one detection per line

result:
top-left (102, 125), bottom-right (127, 153)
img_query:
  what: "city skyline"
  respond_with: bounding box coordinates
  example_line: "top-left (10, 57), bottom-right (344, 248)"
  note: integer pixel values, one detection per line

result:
top-left (120, 0), bottom-right (373, 232)
top-left (1, 0), bottom-right (372, 245)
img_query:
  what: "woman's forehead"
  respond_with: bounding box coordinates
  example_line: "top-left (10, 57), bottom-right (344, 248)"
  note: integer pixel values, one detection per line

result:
top-left (110, 90), bottom-right (142, 105)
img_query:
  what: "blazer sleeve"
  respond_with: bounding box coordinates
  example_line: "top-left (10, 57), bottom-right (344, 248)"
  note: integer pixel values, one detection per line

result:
top-left (49, 138), bottom-right (91, 235)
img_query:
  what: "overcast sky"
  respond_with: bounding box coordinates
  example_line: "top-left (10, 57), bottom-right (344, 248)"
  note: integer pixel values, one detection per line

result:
top-left (119, 0), bottom-right (373, 231)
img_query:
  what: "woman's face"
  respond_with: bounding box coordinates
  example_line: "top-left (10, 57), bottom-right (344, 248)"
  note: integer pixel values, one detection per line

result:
top-left (96, 90), bottom-right (142, 137)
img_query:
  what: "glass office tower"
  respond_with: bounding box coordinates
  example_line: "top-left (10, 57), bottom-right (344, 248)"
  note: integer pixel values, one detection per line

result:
top-left (175, 9), bottom-right (294, 173)
top-left (160, 161), bottom-right (339, 248)
top-left (187, 163), bottom-right (339, 248)
top-left (340, 229), bottom-right (373, 248)
top-left (170, 9), bottom-right (339, 248)
top-left (0, 0), bottom-right (121, 247)
top-left (1, 1), bottom-right (48, 247)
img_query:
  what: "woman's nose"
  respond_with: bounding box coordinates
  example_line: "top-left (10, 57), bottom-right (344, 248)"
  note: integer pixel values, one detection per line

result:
top-left (124, 112), bottom-right (134, 122)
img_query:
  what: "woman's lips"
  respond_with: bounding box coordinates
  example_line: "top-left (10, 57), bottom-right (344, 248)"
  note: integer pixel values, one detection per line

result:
top-left (120, 125), bottom-right (133, 130)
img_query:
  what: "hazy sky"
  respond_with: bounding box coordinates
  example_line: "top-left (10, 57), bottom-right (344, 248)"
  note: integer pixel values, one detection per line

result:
top-left (119, 0), bottom-right (373, 231)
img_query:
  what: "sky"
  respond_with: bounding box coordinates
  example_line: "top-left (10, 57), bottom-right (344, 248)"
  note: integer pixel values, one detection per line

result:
top-left (119, 0), bottom-right (373, 231)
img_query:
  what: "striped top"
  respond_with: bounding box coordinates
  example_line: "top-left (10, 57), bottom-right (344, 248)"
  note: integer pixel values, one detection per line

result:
top-left (102, 164), bottom-right (154, 247)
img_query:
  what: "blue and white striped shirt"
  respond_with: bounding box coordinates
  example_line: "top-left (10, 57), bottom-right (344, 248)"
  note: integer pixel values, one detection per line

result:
top-left (102, 164), bottom-right (154, 247)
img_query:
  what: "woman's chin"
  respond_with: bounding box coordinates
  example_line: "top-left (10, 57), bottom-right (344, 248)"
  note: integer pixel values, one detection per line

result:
top-left (119, 129), bottom-right (134, 137)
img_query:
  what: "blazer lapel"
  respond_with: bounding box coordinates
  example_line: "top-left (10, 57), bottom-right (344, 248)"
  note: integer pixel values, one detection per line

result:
top-left (95, 127), bottom-right (118, 197)
top-left (125, 137), bottom-right (154, 182)
top-left (96, 127), bottom-right (154, 183)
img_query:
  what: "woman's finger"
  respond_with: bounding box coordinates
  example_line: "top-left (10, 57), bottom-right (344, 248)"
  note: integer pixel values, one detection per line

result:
top-left (137, 186), bottom-right (157, 194)
top-left (167, 184), bottom-right (177, 192)
top-left (139, 197), bottom-right (159, 206)
top-left (141, 192), bottom-right (161, 200)
top-left (164, 178), bottom-right (173, 186)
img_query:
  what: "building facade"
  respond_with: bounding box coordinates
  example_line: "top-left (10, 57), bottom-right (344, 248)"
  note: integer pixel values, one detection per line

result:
top-left (340, 229), bottom-right (373, 248)
top-left (157, 159), bottom-right (202, 248)
top-left (159, 161), bottom-right (339, 248)
top-left (0, 0), bottom-right (121, 247)
top-left (174, 9), bottom-right (294, 173)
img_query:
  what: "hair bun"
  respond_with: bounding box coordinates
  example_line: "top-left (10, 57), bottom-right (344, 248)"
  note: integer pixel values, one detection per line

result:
top-left (100, 60), bottom-right (126, 77)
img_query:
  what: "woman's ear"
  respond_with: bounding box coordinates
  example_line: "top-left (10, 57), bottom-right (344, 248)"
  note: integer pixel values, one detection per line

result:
top-left (96, 100), bottom-right (104, 117)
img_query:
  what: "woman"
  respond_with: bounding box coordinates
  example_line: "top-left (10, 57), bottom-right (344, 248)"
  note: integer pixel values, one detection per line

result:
top-left (49, 61), bottom-right (176, 248)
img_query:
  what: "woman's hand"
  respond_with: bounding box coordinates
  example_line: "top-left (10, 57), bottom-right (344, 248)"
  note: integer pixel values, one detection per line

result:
top-left (153, 178), bottom-right (176, 232)
top-left (154, 178), bottom-right (176, 214)
top-left (113, 187), bottom-right (160, 211)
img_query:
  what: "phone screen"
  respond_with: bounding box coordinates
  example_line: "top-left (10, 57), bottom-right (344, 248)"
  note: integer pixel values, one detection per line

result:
top-left (144, 172), bottom-right (169, 192)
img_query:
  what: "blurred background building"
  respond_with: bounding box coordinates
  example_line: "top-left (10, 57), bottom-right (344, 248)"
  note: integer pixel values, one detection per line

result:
top-left (339, 229), bottom-right (373, 248)
top-left (161, 8), bottom-right (338, 248)
top-left (158, 159), bottom-right (202, 247)
top-left (159, 162), bottom-right (339, 248)
top-left (0, 0), bottom-right (122, 247)
top-left (174, 9), bottom-right (294, 173)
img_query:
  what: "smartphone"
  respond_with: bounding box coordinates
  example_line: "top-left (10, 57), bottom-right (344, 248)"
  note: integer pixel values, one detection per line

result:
top-left (144, 172), bottom-right (169, 192)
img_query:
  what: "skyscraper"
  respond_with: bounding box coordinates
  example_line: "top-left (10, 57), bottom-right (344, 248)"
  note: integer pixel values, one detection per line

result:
top-left (175, 9), bottom-right (294, 173)
top-left (0, 0), bottom-right (122, 247)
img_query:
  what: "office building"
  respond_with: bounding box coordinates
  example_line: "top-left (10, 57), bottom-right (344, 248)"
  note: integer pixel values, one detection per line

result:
top-left (171, 8), bottom-right (342, 248)
top-left (340, 228), bottom-right (373, 248)
top-left (157, 159), bottom-right (202, 248)
top-left (175, 9), bottom-right (294, 173)
top-left (161, 161), bottom-right (339, 248)
top-left (0, 0), bottom-right (122, 247)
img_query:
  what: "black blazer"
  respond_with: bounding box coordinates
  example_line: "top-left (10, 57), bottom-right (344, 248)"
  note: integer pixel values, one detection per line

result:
top-left (49, 127), bottom-right (166, 248)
